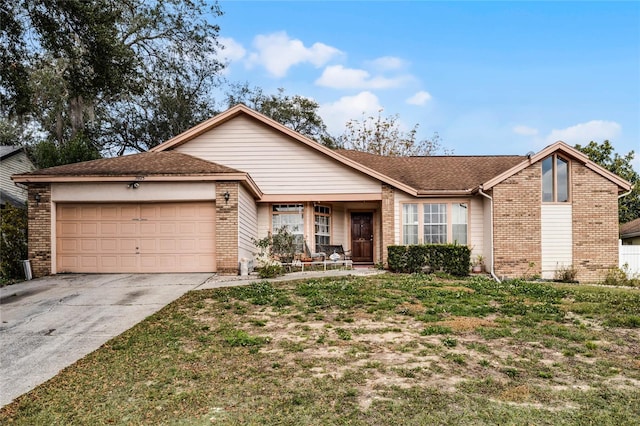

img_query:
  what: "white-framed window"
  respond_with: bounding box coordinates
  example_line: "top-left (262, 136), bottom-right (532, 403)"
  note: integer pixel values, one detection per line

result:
top-left (400, 201), bottom-right (469, 245)
top-left (452, 203), bottom-right (468, 245)
top-left (314, 205), bottom-right (331, 252)
top-left (423, 203), bottom-right (447, 244)
top-left (403, 204), bottom-right (418, 245)
top-left (542, 154), bottom-right (569, 203)
top-left (272, 204), bottom-right (304, 252)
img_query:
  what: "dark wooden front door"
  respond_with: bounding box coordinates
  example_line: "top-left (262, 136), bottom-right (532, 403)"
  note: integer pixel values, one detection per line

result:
top-left (351, 212), bottom-right (373, 263)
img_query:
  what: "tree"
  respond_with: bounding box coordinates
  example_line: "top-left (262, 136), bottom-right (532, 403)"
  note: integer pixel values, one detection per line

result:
top-left (338, 110), bottom-right (449, 156)
top-left (575, 140), bottom-right (639, 223)
top-left (224, 84), bottom-right (337, 147)
top-left (1, 0), bottom-right (224, 161)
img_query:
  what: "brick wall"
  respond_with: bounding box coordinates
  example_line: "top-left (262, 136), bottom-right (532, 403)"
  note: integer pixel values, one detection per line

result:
top-left (215, 182), bottom-right (239, 274)
top-left (27, 184), bottom-right (51, 277)
top-left (492, 164), bottom-right (542, 278)
top-left (381, 183), bottom-right (395, 265)
top-left (572, 163), bottom-right (619, 282)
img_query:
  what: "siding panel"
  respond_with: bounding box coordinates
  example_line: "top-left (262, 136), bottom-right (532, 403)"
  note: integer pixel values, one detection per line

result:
top-left (238, 185), bottom-right (258, 264)
top-left (541, 204), bottom-right (573, 279)
top-left (175, 116), bottom-right (381, 195)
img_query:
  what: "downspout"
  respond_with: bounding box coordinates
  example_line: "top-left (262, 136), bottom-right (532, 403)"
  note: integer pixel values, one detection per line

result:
top-left (618, 186), bottom-right (633, 200)
top-left (478, 187), bottom-right (501, 283)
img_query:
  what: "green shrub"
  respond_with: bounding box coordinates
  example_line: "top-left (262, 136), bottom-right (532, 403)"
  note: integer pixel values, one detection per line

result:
top-left (387, 244), bottom-right (471, 276)
top-left (257, 263), bottom-right (285, 279)
top-left (603, 265), bottom-right (640, 287)
top-left (1, 204), bottom-right (28, 279)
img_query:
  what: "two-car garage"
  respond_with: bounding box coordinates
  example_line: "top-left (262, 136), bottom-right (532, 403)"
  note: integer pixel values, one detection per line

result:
top-left (56, 202), bottom-right (216, 273)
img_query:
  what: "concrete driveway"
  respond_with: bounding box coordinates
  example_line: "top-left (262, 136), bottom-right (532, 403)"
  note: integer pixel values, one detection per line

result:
top-left (0, 273), bottom-right (213, 407)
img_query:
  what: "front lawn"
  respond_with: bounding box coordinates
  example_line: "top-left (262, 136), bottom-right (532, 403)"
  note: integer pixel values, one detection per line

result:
top-left (1, 274), bottom-right (639, 425)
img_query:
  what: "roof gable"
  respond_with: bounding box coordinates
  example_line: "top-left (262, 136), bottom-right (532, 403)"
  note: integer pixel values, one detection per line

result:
top-left (151, 104), bottom-right (417, 195)
top-left (482, 141), bottom-right (632, 192)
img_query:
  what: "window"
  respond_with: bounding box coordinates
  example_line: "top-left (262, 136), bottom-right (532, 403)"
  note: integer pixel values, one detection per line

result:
top-left (542, 154), bottom-right (569, 202)
top-left (400, 202), bottom-right (469, 245)
top-left (402, 204), bottom-right (418, 244)
top-left (452, 203), bottom-right (468, 244)
top-left (272, 204), bottom-right (304, 252)
top-left (314, 205), bottom-right (331, 252)
top-left (423, 204), bottom-right (447, 244)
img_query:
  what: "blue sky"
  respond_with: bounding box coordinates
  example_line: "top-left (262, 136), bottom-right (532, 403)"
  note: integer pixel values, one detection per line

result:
top-left (214, 1), bottom-right (639, 165)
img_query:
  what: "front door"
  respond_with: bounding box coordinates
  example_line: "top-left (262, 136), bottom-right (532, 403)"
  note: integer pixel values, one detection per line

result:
top-left (351, 212), bottom-right (373, 263)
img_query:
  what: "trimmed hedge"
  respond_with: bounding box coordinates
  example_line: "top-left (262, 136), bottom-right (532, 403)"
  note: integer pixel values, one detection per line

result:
top-left (388, 244), bottom-right (471, 276)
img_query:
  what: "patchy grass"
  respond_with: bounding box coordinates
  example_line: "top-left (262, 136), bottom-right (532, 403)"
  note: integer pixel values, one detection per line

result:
top-left (2, 275), bottom-right (640, 424)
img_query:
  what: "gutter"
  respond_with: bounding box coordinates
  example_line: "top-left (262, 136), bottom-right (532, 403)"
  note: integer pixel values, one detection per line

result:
top-left (478, 187), bottom-right (501, 283)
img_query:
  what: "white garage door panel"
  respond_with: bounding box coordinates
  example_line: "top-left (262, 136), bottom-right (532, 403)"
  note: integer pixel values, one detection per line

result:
top-left (56, 202), bottom-right (216, 273)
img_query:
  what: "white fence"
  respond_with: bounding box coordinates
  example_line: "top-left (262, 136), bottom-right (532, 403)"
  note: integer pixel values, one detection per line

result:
top-left (620, 241), bottom-right (640, 276)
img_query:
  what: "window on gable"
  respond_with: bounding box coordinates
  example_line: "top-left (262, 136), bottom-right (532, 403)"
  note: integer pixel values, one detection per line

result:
top-left (542, 155), bottom-right (569, 202)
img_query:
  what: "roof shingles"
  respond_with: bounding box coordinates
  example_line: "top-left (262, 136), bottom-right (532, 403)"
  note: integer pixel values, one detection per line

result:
top-left (18, 151), bottom-right (240, 177)
top-left (336, 150), bottom-right (525, 192)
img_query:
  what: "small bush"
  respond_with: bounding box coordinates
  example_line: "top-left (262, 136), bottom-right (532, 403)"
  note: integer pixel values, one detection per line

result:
top-left (603, 265), bottom-right (640, 287)
top-left (257, 263), bottom-right (285, 279)
top-left (1, 204), bottom-right (28, 279)
top-left (554, 264), bottom-right (578, 283)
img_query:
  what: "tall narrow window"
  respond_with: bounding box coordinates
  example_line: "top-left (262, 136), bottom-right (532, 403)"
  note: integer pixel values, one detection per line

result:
top-left (542, 154), bottom-right (569, 202)
top-left (272, 204), bottom-right (304, 252)
top-left (452, 203), bottom-right (468, 244)
top-left (314, 205), bottom-right (331, 252)
top-left (424, 203), bottom-right (447, 244)
top-left (402, 204), bottom-right (418, 244)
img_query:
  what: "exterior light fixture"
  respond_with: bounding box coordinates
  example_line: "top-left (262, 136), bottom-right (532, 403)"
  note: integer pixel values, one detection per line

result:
top-left (223, 191), bottom-right (230, 204)
top-left (34, 193), bottom-right (41, 206)
top-left (127, 182), bottom-right (140, 189)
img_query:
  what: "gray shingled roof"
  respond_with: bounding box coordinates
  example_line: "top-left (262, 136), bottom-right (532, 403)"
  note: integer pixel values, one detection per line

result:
top-left (336, 150), bottom-right (525, 192)
top-left (0, 145), bottom-right (25, 160)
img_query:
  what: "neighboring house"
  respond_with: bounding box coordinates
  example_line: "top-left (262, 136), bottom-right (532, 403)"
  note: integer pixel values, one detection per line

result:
top-left (12, 105), bottom-right (632, 282)
top-left (1, 145), bottom-right (35, 208)
top-left (620, 218), bottom-right (640, 245)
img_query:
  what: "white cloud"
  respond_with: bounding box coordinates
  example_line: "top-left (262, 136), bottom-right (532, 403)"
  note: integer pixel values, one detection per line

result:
top-left (367, 56), bottom-right (407, 71)
top-left (218, 37), bottom-right (246, 62)
top-left (315, 65), bottom-right (410, 89)
top-left (318, 91), bottom-right (383, 135)
top-left (513, 125), bottom-right (539, 136)
top-left (246, 31), bottom-right (342, 78)
top-left (406, 91), bottom-right (432, 106)
top-left (544, 120), bottom-right (622, 145)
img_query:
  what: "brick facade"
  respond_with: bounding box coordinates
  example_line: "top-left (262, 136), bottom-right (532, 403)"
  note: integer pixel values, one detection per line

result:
top-left (492, 160), bottom-right (620, 282)
top-left (215, 182), bottom-right (239, 274)
top-left (381, 183), bottom-right (395, 265)
top-left (572, 163), bottom-right (619, 282)
top-left (492, 164), bottom-right (542, 279)
top-left (27, 184), bottom-right (52, 277)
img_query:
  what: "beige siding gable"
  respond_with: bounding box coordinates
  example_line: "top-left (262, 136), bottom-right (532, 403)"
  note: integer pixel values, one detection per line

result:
top-left (175, 116), bottom-right (381, 195)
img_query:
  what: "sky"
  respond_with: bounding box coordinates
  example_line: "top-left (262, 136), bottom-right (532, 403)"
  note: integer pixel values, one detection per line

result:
top-left (213, 1), bottom-right (639, 165)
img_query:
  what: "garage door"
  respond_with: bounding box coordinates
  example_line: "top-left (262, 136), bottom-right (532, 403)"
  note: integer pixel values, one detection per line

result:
top-left (56, 202), bottom-right (216, 273)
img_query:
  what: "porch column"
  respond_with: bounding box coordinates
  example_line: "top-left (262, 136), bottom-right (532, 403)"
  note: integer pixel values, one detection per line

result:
top-left (381, 184), bottom-right (395, 266)
top-left (27, 184), bottom-right (52, 277)
top-left (215, 182), bottom-right (239, 274)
